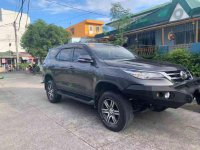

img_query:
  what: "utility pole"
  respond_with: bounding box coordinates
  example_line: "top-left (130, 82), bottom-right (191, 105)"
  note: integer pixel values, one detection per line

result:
top-left (9, 43), bottom-right (13, 69)
top-left (13, 21), bottom-right (19, 70)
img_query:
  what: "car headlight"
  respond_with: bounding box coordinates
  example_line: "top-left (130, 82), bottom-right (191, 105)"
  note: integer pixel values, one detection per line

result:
top-left (124, 70), bottom-right (164, 80)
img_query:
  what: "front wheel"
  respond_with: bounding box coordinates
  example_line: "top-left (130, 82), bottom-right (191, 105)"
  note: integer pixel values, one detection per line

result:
top-left (196, 98), bottom-right (200, 105)
top-left (98, 92), bottom-right (133, 132)
top-left (46, 80), bottom-right (62, 103)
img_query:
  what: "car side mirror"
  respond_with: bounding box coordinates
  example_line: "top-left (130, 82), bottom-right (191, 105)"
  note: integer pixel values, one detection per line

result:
top-left (77, 55), bottom-right (94, 63)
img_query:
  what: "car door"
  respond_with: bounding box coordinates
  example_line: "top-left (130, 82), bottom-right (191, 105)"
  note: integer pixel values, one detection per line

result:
top-left (69, 47), bottom-right (95, 98)
top-left (53, 48), bottom-right (73, 91)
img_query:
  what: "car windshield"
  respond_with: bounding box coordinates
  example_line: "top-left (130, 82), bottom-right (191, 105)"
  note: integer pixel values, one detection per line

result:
top-left (88, 43), bottom-right (137, 60)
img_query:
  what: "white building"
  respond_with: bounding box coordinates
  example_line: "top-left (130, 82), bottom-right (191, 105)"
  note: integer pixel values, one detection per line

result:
top-left (0, 8), bottom-right (30, 53)
top-left (0, 8), bottom-right (33, 68)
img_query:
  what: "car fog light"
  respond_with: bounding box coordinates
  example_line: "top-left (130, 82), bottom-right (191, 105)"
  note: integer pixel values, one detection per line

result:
top-left (164, 92), bottom-right (170, 99)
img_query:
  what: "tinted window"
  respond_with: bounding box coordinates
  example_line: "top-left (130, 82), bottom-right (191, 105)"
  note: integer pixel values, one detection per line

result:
top-left (57, 49), bottom-right (73, 61)
top-left (73, 48), bottom-right (89, 62)
top-left (88, 44), bottom-right (136, 60)
top-left (48, 48), bottom-right (59, 59)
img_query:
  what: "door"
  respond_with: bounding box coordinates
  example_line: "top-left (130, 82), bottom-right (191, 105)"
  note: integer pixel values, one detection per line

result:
top-left (53, 48), bottom-right (73, 91)
top-left (70, 47), bottom-right (95, 98)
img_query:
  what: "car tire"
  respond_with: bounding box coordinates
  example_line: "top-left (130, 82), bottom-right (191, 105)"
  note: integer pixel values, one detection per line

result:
top-left (46, 80), bottom-right (62, 103)
top-left (195, 95), bottom-right (200, 105)
top-left (98, 91), bottom-right (133, 132)
top-left (196, 98), bottom-right (200, 105)
top-left (151, 106), bottom-right (167, 112)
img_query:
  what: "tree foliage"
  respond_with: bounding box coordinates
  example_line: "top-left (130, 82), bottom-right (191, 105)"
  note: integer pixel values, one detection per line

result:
top-left (110, 2), bottom-right (131, 46)
top-left (21, 20), bottom-right (70, 59)
top-left (154, 49), bottom-right (200, 77)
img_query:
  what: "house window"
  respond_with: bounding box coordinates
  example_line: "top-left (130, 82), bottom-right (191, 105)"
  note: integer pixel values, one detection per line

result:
top-left (175, 30), bottom-right (195, 44)
top-left (96, 26), bottom-right (100, 32)
top-left (70, 28), bottom-right (74, 35)
top-left (89, 25), bottom-right (93, 34)
top-left (89, 26), bottom-right (93, 32)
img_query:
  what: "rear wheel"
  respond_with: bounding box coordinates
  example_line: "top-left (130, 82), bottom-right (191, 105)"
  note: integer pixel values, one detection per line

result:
top-left (46, 80), bottom-right (62, 103)
top-left (98, 92), bottom-right (133, 132)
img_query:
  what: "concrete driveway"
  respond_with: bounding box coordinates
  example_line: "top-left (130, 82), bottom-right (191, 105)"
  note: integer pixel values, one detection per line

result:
top-left (0, 72), bottom-right (200, 150)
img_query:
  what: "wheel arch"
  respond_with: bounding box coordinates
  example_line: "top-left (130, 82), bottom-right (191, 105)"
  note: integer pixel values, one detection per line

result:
top-left (94, 81), bottom-right (123, 108)
top-left (44, 74), bottom-right (54, 90)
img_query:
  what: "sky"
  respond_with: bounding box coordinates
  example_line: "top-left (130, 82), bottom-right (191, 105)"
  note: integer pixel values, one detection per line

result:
top-left (1, 0), bottom-right (171, 28)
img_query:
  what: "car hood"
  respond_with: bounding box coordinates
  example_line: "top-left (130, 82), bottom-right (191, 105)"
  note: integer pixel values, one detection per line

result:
top-left (104, 59), bottom-right (185, 72)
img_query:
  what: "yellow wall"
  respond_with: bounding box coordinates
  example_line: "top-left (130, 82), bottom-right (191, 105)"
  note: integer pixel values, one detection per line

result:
top-left (66, 22), bottom-right (85, 38)
top-left (66, 20), bottom-right (104, 38)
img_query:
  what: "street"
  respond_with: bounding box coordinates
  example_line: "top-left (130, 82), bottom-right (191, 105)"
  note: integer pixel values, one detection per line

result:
top-left (0, 72), bottom-right (200, 150)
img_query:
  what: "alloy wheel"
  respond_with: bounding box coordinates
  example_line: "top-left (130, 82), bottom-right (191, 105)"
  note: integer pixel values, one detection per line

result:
top-left (101, 99), bottom-right (120, 125)
top-left (47, 82), bottom-right (54, 100)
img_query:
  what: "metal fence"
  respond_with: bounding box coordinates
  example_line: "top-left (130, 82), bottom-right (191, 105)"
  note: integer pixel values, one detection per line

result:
top-left (132, 43), bottom-right (200, 57)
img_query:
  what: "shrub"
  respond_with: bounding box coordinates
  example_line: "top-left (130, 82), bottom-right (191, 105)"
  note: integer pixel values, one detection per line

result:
top-left (18, 63), bottom-right (30, 70)
top-left (154, 49), bottom-right (200, 77)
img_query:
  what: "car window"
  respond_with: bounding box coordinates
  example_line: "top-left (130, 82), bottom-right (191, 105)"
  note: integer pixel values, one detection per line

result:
top-left (49, 48), bottom-right (59, 59)
top-left (88, 43), bottom-right (136, 60)
top-left (73, 48), bottom-right (89, 62)
top-left (57, 48), bottom-right (73, 61)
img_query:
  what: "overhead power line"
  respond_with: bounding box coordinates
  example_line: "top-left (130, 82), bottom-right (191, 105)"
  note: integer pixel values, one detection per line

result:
top-left (15, 0), bottom-right (26, 23)
top-left (45, 0), bottom-right (108, 17)
top-left (18, 0), bottom-right (26, 30)
top-left (26, 0), bottom-right (30, 27)
top-left (54, 12), bottom-right (93, 24)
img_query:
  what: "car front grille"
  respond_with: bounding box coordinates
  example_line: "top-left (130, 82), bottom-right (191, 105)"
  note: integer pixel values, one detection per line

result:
top-left (164, 70), bottom-right (192, 83)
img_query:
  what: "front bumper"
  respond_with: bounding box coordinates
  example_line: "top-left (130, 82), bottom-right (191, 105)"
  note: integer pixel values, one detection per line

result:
top-left (124, 78), bottom-right (200, 108)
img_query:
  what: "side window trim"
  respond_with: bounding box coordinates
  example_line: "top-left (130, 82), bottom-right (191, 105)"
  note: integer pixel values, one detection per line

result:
top-left (56, 47), bottom-right (74, 62)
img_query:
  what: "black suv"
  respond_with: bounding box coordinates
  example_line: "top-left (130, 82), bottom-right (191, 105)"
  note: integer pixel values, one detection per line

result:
top-left (43, 43), bottom-right (200, 132)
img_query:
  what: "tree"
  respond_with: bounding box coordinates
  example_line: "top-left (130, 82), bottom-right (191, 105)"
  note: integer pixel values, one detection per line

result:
top-left (110, 2), bottom-right (132, 46)
top-left (21, 20), bottom-right (70, 61)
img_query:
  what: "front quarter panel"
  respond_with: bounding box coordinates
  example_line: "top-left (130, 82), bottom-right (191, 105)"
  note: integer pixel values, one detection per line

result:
top-left (95, 66), bottom-right (174, 92)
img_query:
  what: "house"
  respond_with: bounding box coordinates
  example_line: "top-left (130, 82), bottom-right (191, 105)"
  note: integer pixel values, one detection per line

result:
top-left (0, 8), bottom-right (30, 53)
top-left (0, 8), bottom-right (33, 68)
top-left (66, 20), bottom-right (104, 42)
top-left (96, 0), bottom-right (200, 55)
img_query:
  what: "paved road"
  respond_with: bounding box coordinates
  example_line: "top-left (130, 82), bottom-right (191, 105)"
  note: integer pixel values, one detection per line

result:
top-left (0, 72), bottom-right (200, 150)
